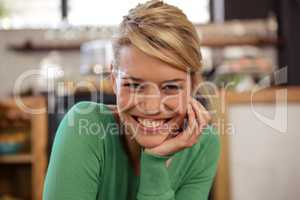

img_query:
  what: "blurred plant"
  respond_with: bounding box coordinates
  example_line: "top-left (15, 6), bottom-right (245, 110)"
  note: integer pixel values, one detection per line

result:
top-left (0, 1), bottom-right (8, 18)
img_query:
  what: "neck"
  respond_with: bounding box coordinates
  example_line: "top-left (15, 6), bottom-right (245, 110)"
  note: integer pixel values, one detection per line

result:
top-left (121, 118), bottom-right (141, 176)
top-left (123, 130), bottom-right (141, 165)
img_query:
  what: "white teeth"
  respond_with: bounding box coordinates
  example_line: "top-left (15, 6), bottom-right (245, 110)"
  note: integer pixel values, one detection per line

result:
top-left (137, 118), bottom-right (165, 128)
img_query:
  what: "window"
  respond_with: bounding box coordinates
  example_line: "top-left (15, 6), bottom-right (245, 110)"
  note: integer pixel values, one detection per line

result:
top-left (68, 0), bottom-right (210, 26)
top-left (0, 0), bottom-right (210, 28)
top-left (0, 0), bottom-right (61, 28)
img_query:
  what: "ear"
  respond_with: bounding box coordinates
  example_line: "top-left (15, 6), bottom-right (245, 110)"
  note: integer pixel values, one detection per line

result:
top-left (110, 63), bottom-right (117, 94)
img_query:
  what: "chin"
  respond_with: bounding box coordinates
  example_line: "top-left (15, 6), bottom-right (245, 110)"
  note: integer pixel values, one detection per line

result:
top-left (134, 133), bottom-right (169, 148)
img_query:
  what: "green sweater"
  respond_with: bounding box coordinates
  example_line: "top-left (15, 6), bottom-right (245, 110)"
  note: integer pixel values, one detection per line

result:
top-left (43, 101), bottom-right (220, 200)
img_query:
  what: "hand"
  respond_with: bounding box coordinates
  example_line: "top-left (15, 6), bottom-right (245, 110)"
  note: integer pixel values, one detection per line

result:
top-left (145, 97), bottom-right (211, 157)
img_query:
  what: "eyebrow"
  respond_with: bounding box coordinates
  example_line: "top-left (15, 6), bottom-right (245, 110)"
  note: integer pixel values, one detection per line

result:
top-left (122, 76), bottom-right (185, 84)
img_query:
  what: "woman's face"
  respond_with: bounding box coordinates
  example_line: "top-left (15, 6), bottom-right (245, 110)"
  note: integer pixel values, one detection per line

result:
top-left (112, 46), bottom-right (192, 148)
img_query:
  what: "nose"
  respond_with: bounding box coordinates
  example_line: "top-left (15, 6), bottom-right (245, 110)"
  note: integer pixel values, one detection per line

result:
top-left (138, 85), bottom-right (161, 115)
top-left (143, 97), bottom-right (161, 115)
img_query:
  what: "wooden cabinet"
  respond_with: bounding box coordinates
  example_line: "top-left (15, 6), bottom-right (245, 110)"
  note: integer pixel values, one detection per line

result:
top-left (0, 96), bottom-right (47, 200)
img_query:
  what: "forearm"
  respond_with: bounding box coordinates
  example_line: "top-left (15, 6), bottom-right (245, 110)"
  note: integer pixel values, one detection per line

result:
top-left (137, 150), bottom-right (175, 200)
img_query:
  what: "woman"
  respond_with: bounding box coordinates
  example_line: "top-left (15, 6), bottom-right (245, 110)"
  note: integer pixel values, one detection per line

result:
top-left (43, 1), bottom-right (220, 200)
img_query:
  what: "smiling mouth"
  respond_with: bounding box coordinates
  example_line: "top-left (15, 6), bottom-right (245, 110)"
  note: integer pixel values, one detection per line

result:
top-left (131, 115), bottom-right (173, 130)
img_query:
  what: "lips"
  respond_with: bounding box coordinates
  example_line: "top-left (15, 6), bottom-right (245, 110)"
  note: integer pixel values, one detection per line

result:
top-left (137, 118), bottom-right (166, 128)
top-left (131, 115), bottom-right (173, 132)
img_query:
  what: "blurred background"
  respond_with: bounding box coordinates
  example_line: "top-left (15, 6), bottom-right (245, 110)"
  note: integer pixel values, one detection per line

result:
top-left (0, 0), bottom-right (299, 200)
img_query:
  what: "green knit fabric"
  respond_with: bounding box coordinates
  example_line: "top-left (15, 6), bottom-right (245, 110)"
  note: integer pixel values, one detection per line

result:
top-left (43, 101), bottom-right (220, 200)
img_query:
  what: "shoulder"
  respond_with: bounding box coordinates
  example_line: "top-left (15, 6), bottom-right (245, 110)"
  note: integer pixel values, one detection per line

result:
top-left (64, 101), bottom-right (114, 121)
top-left (176, 125), bottom-right (220, 181)
top-left (44, 102), bottom-right (112, 197)
top-left (178, 124), bottom-right (220, 169)
top-left (181, 124), bottom-right (220, 155)
top-left (59, 101), bottom-right (116, 131)
top-left (192, 124), bottom-right (220, 169)
top-left (49, 102), bottom-right (119, 166)
top-left (197, 125), bottom-right (220, 153)
top-left (54, 101), bottom-right (118, 149)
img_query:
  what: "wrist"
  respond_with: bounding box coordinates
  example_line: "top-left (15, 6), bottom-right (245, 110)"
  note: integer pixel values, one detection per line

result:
top-left (144, 148), bottom-right (168, 158)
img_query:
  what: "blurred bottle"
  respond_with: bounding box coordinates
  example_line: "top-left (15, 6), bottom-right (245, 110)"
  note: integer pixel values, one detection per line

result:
top-left (80, 40), bottom-right (113, 76)
top-left (35, 51), bottom-right (64, 93)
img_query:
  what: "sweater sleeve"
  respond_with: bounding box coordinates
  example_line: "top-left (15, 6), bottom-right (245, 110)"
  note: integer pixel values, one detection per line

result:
top-left (137, 127), bottom-right (220, 200)
top-left (43, 102), bottom-right (104, 200)
top-left (137, 150), bottom-right (174, 200)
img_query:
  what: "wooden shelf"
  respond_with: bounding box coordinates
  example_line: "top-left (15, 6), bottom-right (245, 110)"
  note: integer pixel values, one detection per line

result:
top-left (8, 35), bottom-right (277, 52)
top-left (0, 153), bottom-right (32, 164)
top-left (196, 19), bottom-right (278, 48)
top-left (8, 41), bottom-right (81, 52)
top-left (224, 86), bottom-right (300, 104)
top-left (0, 96), bottom-right (48, 200)
top-left (7, 20), bottom-right (278, 52)
top-left (199, 37), bottom-right (278, 48)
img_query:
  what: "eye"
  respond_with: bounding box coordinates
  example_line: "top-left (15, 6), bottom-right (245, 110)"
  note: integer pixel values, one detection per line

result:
top-left (123, 82), bottom-right (144, 91)
top-left (162, 84), bottom-right (182, 94)
top-left (123, 82), bottom-right (139, 88)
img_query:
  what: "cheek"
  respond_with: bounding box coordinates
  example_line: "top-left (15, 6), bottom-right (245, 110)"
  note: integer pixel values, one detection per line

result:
top-left (162, 91), bottom-right (189, 115)
top-left (116, 89), bottom-right (135, 110)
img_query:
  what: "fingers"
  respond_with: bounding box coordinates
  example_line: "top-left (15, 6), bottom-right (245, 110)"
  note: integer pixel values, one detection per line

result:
top-left (190, 98), bottom-right (211, 130)
top-left (185, 101), bottom-right (201, 146)
top-left (186, 104), bottom-right (197, 135)
top-left (183, 98), bottom-right (210, 147)
top-left (175, 103), bottom-right (199, 148)
top-left (159, 98), bottom-right (210, 140)
top-left (193, 98), bottom-right (211, 122)
top-left (146, 98), bottom-right (210, 156)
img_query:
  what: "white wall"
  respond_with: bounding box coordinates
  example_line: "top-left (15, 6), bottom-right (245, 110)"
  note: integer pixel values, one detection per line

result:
top-left (228, 103), bottom-right (300, 200)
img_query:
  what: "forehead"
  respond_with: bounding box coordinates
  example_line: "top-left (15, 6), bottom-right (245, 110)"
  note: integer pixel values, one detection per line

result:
top-left (118, 45), bottom-right (188, 82)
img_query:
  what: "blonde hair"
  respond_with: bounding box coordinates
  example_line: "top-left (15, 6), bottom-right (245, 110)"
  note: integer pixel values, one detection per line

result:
top-left (112, 0), bottom-right (221, 124)
top-left (112, 0), bottom-right (203, 94)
